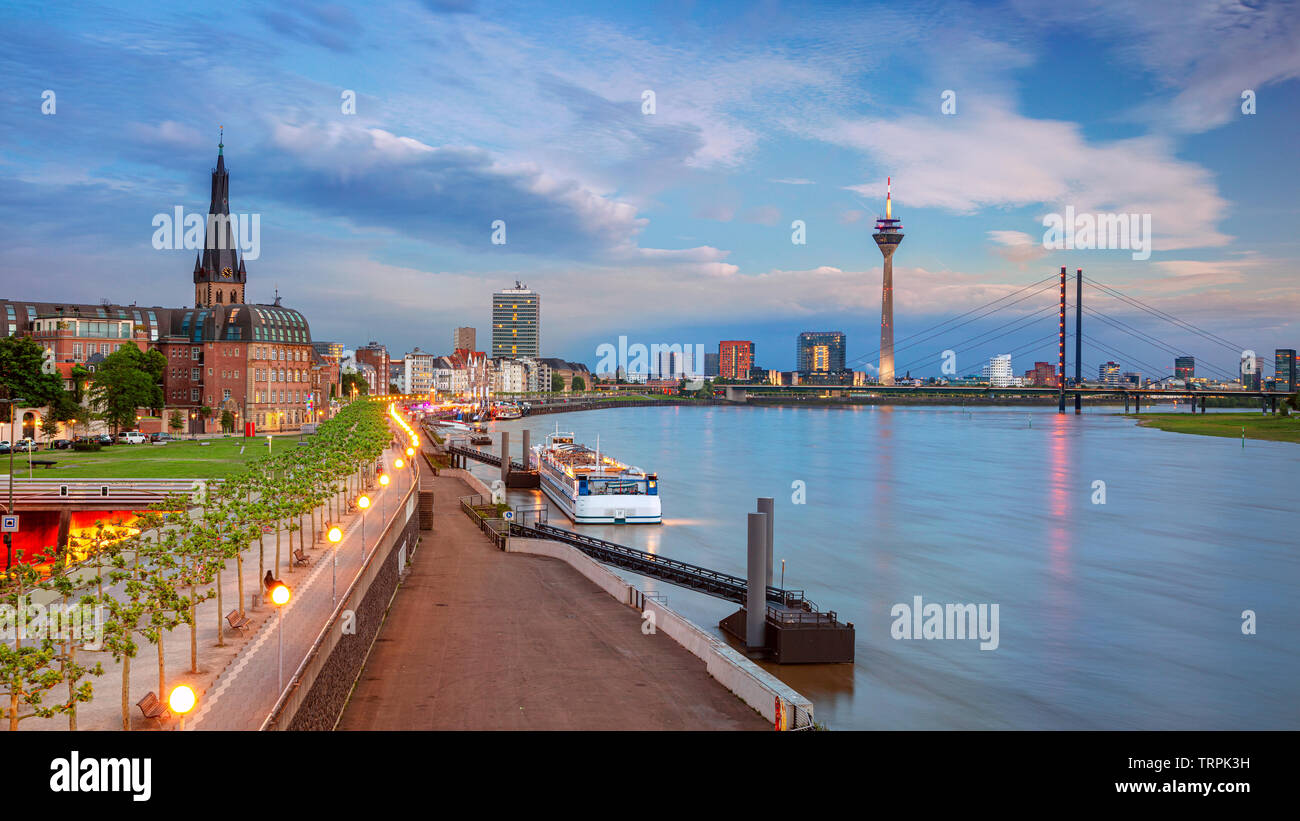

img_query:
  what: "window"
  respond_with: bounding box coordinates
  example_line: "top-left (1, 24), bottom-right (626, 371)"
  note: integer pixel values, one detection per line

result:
top-left (73, 343), bottom-right (81, 359)
top-left (191, 388), bottom-right (199, 401)
top-left (192, 347), bottom-right (200, 360)
top-left (191, 368), bottom-right (200, 380)
top-left (223, 389), bottom-right (231, 401)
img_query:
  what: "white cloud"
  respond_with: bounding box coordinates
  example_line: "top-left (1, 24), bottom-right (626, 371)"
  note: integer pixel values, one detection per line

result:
top-left (808, 100), bottom-right (1230, 252)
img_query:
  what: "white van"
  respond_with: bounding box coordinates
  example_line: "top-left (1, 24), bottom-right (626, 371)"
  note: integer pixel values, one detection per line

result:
top-left (117, 431), bottom-right (146, 444)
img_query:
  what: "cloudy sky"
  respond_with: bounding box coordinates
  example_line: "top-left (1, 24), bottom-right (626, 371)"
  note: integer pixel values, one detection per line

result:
top-left (2, 0), bottom-right (1297, 378)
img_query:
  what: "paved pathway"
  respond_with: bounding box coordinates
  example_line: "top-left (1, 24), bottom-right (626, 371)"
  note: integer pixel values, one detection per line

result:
top-left (338, 475), bottom-right (765, 730)
top-left (189, 450), bottom-right (416, 730)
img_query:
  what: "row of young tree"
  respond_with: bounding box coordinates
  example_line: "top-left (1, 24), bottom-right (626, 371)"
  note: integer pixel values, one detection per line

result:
top-left (0, 399), bottom-right (392, 730)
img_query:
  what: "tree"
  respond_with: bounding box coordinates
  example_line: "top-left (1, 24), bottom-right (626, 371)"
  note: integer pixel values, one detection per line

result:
top-left (88, 345), bottom-right (165, 433)
top-left (571, 375), bottom-right (586, 392)
top-left (40, 411), bottom-right (60, 441)
top-left (388, 382), bottom-right (401, 394)
top-left (1, 338), bottom-right (67, 445)
top-left (551, 373), bottom-right (564, 392)
top-left (68, 365), bottom-right (92, 404)
top-left (220, 409), bottom-right (235, 434)
top-left (168, 409), bottom-right (184, 434)
top-left (340, 371), bottom-right (367, 398)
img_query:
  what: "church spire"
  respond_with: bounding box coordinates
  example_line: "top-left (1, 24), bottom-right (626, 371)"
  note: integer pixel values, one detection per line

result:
top-left (193, 135), bottom-right (247, 308)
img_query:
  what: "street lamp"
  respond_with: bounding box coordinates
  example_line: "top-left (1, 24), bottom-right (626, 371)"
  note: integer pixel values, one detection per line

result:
top-left (405, 446), bottom-right (414, 458)
top-left (327, 525), bottom-right (343, 604)
top-left (378, 473), bottom-right (389, 518)
top-left (357, 495), bottom-right (370, 555)
top-left (169, 684), bottom-right (196, 731)
top-left (271, 582), bottom-right (291, 691)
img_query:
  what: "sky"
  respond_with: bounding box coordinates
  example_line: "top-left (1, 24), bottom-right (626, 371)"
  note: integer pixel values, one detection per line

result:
top-left (1, 0), bottom-right (1297, 379)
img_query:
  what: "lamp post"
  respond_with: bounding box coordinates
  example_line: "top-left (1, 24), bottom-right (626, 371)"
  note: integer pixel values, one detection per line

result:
top-left (271, 582), bottom-right (291, 691)
top-left (357, 495), bottom-right (370, 555)
top-left (327, 525), bottom-right (342, 604)
top-left (379, 473), bottom-right (389, 519)
top-left (169, 684), bottom-right (196, 731)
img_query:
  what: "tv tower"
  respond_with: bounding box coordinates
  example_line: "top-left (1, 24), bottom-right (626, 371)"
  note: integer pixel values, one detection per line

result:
top-left (873, 177), bottom-right (904, 386)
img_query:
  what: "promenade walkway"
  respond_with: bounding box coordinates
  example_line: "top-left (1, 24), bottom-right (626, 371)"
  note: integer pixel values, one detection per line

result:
top-left (338, 475), bottom-right (765, 730)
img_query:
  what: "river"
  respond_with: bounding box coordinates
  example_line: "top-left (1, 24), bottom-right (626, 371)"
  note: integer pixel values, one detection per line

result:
top-left (466, 404), bottom-right (1299, 730)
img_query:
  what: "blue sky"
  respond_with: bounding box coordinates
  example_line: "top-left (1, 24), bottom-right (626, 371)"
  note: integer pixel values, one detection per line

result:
top-left (1, 0), bottom-right (1297, 378)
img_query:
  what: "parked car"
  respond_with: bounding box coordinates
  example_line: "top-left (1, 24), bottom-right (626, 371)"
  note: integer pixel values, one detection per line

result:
top-left (149, 432), bottom-right (172, 443)
top-left (93, 434), bottom-right (114, 446)
top-left (14, 439), bottom-right (36, 452)
top-left (50, 439), bottom-right (72, 450)
top-left (117, 431), bottom-right (146, 444)
top-left (0, 441), bottom-right (10, 454)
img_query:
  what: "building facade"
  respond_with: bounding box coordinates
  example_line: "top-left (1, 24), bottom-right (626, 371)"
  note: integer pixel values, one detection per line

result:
top-left (796, 332), bottom-right (846, 376)
top-left (3, 143), bottom-right (325, 436)
top-left (719, 341), bottom-right (754, 380)
top-left (1275, 349), bottom-right (1296, 393)
top-left (491, 282), bottom-right (540, 359)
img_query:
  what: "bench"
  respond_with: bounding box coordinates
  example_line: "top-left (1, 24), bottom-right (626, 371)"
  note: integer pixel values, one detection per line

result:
top-left (226, 609), bottom-right (251, 633)
top-left (137, 692), bottom-right (172, 729)
top-left (292, 547), bottom-right (310, 566)
top-left (30, 460), bottom-right (57, 468)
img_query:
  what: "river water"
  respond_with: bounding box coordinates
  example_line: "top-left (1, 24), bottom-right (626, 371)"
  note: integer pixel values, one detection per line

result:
top-left (469, 404), bottom-right (1298, 730)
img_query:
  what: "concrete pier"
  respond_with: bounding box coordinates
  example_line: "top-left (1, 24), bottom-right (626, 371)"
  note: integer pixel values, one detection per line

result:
top-left (747, 512), bottom-right (768, 651)
top-left (499, 431), bottom-right (510, 483)
top-left (757, 497), bottom-right (774, 588)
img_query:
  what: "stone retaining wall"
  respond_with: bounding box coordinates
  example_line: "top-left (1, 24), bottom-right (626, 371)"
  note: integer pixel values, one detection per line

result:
top-left (261, 486), bottom-right (420, 731)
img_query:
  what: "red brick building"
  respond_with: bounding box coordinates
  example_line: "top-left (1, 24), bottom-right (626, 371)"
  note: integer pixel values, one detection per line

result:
top-left (719, 340), bottom-right (754, 380)
top-left (2, 142), bottom-right (334, 436)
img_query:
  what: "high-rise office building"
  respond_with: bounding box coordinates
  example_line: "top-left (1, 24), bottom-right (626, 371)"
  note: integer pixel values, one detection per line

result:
top-left (719, 341), bottom-right (754, 380)
top-left (1175, 356), bottom-right (1195, 382)
top-left (453, 326), bottom-right (476, 352)
top-left (1275, 349), bottom-right (1296, 393)
top-left (491, 282), bottom-right (540, 359)
top-left (1241, 351), bottom-right (1261, 390)
top-left (1099, 361), bottom-right (1121, 385)
top-left (796, 332), bottom-right (845, 374)
top-left (982, 354), bottom-right (1014, 387)
top-left (704, 352), bottom-right (720, 378)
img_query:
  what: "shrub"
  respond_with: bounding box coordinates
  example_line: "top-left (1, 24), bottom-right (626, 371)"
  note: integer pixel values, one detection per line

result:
top-left (72, 441), bottom-right (102, 452)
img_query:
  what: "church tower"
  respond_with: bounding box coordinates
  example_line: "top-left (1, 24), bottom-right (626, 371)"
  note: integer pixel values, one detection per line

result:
top-left (193, 129), bottom-right (247, 308)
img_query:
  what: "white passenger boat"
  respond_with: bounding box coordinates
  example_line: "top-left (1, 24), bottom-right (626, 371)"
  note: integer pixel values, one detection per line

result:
top-left (533, 430), bottom-right (660, 524)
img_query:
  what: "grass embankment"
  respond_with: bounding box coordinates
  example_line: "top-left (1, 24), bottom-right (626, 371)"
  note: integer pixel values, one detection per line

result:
top-left (2, 435), bottom-right (305, 478)
top-left (1127, 413), bottom-right (1300, 444)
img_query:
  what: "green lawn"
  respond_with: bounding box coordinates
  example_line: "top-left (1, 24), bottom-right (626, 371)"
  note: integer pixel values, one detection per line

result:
top-left (2, 434), bottom-right (308, 478)
top-left (1127, 413), bottom-right (1300, 444)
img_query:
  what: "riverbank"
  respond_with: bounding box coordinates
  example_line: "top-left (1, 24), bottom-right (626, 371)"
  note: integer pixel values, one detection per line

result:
top-left (1127, 412), bottom-right (1300, 444)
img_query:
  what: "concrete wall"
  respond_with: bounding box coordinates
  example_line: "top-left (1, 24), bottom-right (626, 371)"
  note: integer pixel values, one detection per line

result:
top-left (506, 536), bottom-right (813, 729)
top-left (262, 484), bottom-right (420, 731)
top-left (442, 467), bottom-right (493, 498)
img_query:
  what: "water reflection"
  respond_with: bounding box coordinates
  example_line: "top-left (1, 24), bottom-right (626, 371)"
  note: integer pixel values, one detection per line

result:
top-left (476, 405), bottom-right (1299, 730)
